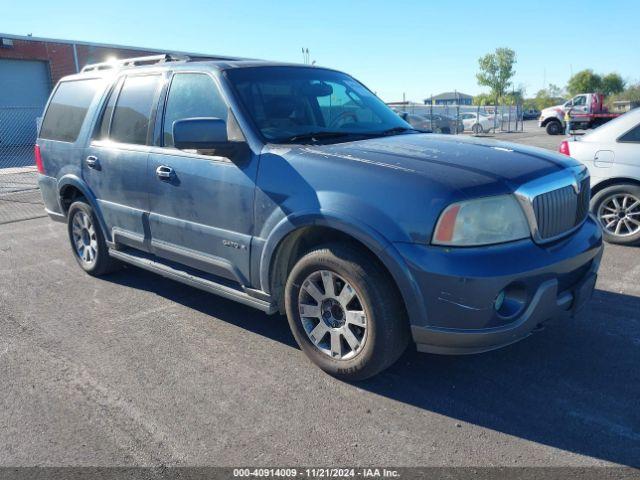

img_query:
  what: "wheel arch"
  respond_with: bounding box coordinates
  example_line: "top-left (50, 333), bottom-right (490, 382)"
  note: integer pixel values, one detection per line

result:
top-left (261, 212), bottom-right (427, 326)
top-left (591, 177), bottom-right (640, 198)
top-left (541, 117), bottom-right (561, 127)
top-left (57, 175), bottom-right (111, 242)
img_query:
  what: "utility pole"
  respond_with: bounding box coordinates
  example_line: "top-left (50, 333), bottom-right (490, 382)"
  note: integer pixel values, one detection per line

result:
top-left (301, 48), bottom-right (310, 64)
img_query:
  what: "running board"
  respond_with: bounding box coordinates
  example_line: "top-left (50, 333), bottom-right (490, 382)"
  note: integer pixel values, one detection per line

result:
top-left (108, 248), bottom-right (277, 314)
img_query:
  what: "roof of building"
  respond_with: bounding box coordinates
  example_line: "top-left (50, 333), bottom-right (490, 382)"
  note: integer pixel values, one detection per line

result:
top-left (0, 32), bottom-right (231, 60)
top-left (427, 91), bottom-right (474, 101)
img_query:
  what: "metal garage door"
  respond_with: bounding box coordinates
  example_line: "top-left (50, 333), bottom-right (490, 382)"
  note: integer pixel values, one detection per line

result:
top-left (0, 59), bottom-right (51, 154)
top-left (0, 59), bottom-right (51, 222)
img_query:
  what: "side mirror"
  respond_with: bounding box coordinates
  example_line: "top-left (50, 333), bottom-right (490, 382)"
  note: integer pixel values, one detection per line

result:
top-left (173, 117), bottom-right (228, 150)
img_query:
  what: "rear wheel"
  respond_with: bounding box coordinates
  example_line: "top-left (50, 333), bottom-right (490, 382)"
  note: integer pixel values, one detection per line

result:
top-left (591, 184), bottom-right (640, 245)
top-left (284, 243), bottom-right (409, 381)
top-left (545, 120), bottom-right (562, 135)
top-left (67, 200), bottom-right (120, 275)
top-left (472, 123), bottom-right (483, 134)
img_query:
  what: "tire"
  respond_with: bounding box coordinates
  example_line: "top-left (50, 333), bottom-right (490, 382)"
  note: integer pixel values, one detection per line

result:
top-left (591, 184), bottom-right (640, 245)
top-left (472, 123), bottom-right (483, 134)
top-left (545, 120), bottom-right (562, 135)
top-left (67, 200), bottom-right (120, 275)
top-left (284, 243), bottom-right (410, 381)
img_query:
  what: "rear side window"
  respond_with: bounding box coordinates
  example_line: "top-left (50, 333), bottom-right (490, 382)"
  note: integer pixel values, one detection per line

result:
top-left (40, 79), bottom-right (101, 142)
top-left (109, 75), bottom-right (161, 145)
top-left (163, 73), bottom-right (228, 147)
top-left (619, 124), bottom-right (640, 143)
top-left (96, 78), bottom-right (122, 140)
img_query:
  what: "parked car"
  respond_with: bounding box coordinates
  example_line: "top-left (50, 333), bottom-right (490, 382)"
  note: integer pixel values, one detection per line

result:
top-left (397, 113), bottom-right (432, 132)
top-left (436, 113), bottom-right (465, 134)
top-left (36, 55), bottom-right (603, 380)
top-left (397, 112), bottom-right (460, 134)
top-left (560, 108), bottom-right (640, 245)
top-left (522, 108), bottom-right (540, 120)
top-left (460, 112), bottom-right (494, 133)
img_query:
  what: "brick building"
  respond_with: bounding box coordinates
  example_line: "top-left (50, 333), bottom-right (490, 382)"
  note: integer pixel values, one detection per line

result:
top-left (0, 32), bottom-right (207, 88)
top-left (0, 33), bottom-right (210, 158)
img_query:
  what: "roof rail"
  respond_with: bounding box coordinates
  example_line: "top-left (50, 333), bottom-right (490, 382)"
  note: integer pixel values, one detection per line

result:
top-left (81, 54), bottom-right (185, 72)
top-left (81, 53), bottom-right (240, 73)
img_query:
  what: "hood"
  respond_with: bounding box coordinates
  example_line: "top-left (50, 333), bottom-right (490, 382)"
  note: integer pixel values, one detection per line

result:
top-left (294, 133), bottom-right (580, 198)
top-left (541, 104), bottom-right (565, 115)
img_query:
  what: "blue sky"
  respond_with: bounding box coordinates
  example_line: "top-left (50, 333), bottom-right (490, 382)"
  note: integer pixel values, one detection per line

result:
top-left (4, 0), bottom-right (638, 101)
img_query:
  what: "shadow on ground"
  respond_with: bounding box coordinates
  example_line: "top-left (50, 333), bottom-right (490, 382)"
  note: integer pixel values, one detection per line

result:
top-left (106, 266), bottom-right (640, 466)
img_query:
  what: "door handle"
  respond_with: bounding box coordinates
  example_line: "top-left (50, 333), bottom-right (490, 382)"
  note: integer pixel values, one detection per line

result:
top-left (156, 165), bottom-right (174, 180)
top-left (85, 155), bottom-right (99, 169)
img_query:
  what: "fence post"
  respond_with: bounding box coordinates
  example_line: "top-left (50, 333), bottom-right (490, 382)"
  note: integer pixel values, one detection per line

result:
top-left (429, 96), bottom-right (433, 133)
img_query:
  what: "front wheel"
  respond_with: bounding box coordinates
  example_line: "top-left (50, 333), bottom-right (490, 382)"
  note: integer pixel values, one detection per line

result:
top-left (472, 123), bottom-right (483, 134)
top-left (591, 184), bottom-right (640, 245)
top-left (284, 244), bottom-right (409, 381)
top-left (545, 120), bottom-right (562, 135)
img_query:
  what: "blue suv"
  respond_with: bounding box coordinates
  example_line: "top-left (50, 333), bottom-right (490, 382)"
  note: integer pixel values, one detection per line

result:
top-left (36, 55), bottom-right (603, 380)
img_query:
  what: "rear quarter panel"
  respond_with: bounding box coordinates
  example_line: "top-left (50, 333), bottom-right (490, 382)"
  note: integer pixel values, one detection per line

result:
top-left (37, 76), bottom-right (113, 211)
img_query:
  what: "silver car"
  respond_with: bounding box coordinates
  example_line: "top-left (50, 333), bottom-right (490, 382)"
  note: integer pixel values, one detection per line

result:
top-left (562, 108), bottom-right (640, 245)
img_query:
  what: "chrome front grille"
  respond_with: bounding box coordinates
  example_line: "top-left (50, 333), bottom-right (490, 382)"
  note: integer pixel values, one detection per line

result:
top-left (532, 177), bottom-right (590, 240)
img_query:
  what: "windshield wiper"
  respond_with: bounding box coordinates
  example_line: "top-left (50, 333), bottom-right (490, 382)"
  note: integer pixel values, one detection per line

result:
top-left (376, 126), bottom-right (424, 136)
top-left (279, 131), bottom-right (354, 143)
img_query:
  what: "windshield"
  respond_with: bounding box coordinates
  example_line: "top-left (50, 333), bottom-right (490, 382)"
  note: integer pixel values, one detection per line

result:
top-left (225, 66), bottom-right (412, 143)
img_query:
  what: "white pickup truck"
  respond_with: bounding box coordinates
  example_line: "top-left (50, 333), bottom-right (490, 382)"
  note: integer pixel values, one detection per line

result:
top-left (539, 93), bottom-right (620, 135)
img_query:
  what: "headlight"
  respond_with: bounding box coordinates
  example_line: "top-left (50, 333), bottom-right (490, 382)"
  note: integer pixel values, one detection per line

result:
top-left (432, 195), bottom-right (530, 246)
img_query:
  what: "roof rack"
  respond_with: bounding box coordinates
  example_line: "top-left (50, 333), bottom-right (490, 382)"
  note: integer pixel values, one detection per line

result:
top-left (81, 53), bottom-right (240, 73)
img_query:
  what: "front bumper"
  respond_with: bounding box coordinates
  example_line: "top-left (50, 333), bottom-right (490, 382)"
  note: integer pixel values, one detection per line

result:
top-left (394, 215), bottom-right (603, 354)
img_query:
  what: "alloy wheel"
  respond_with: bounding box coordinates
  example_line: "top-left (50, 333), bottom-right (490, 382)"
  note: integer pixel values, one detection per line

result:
top-left (71, 210), bottom-right (98, 265)
top-left (298, 270), bottom-right (367, 360)
top-left (597, 193), bottom-right (640, 237)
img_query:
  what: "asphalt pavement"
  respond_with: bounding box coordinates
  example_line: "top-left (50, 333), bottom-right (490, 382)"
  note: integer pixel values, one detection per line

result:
top-left (1, 217), bottom-right (639, 467)
top-left (0, 124), bottom-right (638, 468)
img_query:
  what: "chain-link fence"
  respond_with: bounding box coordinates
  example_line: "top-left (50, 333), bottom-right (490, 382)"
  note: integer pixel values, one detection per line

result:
top-left (388, 103), bottom-right (524, 135)
top-left (0, 107), bottom-right (46, 224)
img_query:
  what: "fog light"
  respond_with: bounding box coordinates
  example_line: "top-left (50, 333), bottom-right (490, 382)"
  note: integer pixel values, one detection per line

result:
top-left (494, 290), bottom-right (506, 311)
top-left (495, 283), bottom-right (528, 319)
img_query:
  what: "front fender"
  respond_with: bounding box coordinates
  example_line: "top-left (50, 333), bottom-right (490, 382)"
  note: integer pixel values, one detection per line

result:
top-left (57, 174), bottom-right (111, 242)
top-left (259, 210), bottom-right (428, 327)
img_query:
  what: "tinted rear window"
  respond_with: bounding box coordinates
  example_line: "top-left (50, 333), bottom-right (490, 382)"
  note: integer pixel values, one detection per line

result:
top-left (109, 75), bottom-right (161, 145)
top-left (40, 79), bottom-right (102, 142)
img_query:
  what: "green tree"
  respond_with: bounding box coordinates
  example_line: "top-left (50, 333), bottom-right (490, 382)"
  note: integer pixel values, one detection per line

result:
top-left (476, 48), bottom-right (517, 105)
top-left (601, 73), bottom-right (625, 96)
top-left (566, 69), bottom-right (602, 96)
top-left (546, 83), bottom-right (564, 98)
top-left (606, 82), bottom-right (640, 109)
top-left (504, 89), bottom-right (524, 105)
top-left (473, 93), bottom-right (493, 106)
top-left (530, 84), bottom-right (566, 110)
